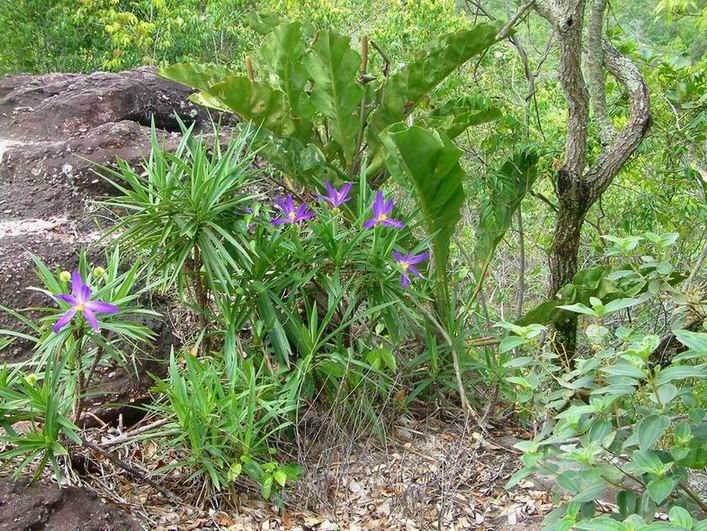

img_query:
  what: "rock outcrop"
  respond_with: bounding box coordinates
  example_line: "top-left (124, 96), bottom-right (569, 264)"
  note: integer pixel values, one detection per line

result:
top-left (0, 67), bottom-right (207, 420)
top-left (0, 67), bottom-right (210, 330)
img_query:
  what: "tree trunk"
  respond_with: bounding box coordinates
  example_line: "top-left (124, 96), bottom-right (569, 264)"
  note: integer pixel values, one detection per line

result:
top-left (550, 190), bottom-right (588, 357)
top-left (533, 0), bottom-right (651, 359)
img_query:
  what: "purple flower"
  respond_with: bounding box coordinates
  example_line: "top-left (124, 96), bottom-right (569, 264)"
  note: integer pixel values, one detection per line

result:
top-left (393, 251), bottom-right (429, 288)
top-left (271, 195), bottom-right (314, 225)
top-left (51, 272), bottom-right (120, 332)
top-left (317, 180), bottom-right (352, 208)
top-left (363, 191), bottom-right (405, 229)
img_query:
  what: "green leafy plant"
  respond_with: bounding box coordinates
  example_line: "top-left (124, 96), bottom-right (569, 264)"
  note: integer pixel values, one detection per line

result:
top-left (380, 124), bottom-right (466, 316)
top-left (0, 361), bottom-right (80, 482)
top-left (520, 232), bottom-right (687, 328)
top-left (0, 249), bottom-right (155, 480)
top-left (99, 121), bottom-right (259, 339)
top-left (159, 19), bottom-right (502, 186)
top-left (145, 350), bottom-right (299, 499)
top-left (505, 303), bottom-right (707, 527)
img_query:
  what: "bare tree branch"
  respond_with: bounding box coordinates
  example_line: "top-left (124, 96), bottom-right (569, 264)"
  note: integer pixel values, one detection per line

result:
top-left (586, 39), bottom-right (651, 200)
top-left (586, 0), bottom-right (614, 145)
top-left (496, 0), bottom-right (537, 40)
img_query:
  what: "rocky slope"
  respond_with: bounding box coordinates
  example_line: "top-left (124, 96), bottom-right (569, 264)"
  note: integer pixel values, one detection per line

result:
top-left (0, 66), bottom-right (217, 530)
top-left (0, 67), bottom-right (211, 340)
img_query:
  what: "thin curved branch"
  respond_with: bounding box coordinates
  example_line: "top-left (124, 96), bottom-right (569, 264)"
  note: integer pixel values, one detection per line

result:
top-left (586, 39), bottom-right (651, 201)
top-left (586, 0), bottom-right (614, 145)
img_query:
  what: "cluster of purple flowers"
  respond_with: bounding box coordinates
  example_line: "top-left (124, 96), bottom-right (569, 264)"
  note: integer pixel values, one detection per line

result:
top-left (49, 182), bottom-right (427, 333)
top-left (270, 181), bottom-right (428, 288)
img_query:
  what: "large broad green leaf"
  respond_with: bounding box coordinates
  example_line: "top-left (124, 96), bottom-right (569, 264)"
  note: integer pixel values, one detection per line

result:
top-left (304, 31), bottom-right (363, 166)
top-left (159, 62), bottom-right (232, 92)
top-left (381, 124), bottom-right (465, 313)
top-left (418, 96), bottom-right (502, 139)
top-left (259, 22), bottom-right (315, 122)
top-left (366, 22), bottom-right (500, 174)
top-left (159, 63), bottom-right (235, 111)
top-left (244, 12), bottom-right (283, 35)
top-left (475, 148), bottom-right (539, 278)
top-left (209, 76), bottom-right (302, 138)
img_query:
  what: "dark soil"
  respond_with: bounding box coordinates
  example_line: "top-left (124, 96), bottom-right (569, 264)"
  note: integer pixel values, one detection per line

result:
top-left (0, 480), bottom-right (142, 531)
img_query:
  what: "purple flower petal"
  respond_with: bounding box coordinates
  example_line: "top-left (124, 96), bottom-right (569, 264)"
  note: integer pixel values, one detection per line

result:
top-left (372, 191), bottom-right (385, 217)
top-left (295, 203), bottom-right (311, 219)
top-left (408, 265), bottom-right (424, 278)
top-left (324, 180), bottom-right (335, 196)
top-left (79, 283), bottom-right (91, 304)
top-left (70, 271), bottom-right (83, 299)
top-left (271, 218), bottom-right (289, 225)
top-left (392, 250), bottom-right (404, 262)
top-left (83, 308), bottom-right (99, 331)
top-left (400, 273), bottom-right (410, 288)
top-left (85, 300), bottom-right (120, 314)
top-left (408, 252), bottom-right (429, 265)
top-left (363, 218), bottom-right (377, 229)
top-left (276, 195), bottom-right (294, 215)
top-left (53, 308), bottom-right (77, 333)
top-left (383, 218), bottom-right (405, 229)
top-left (383, 198), bottom-right (395, 215)
top-left (54, 294), bottom-right (78, 306)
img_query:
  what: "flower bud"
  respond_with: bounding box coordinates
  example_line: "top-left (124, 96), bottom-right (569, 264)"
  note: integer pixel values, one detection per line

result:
top-left (25, 373), bottom-right (38, 385)
top-left (93, 266), bottom-right (106, 278)
top-left (59, 271), bottom-right (71, 283)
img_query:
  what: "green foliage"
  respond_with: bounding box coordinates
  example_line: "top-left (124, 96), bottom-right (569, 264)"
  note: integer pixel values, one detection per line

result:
top-left (504, 246), bottom-right (707, 527)
top-left (259, 22), bottom-right (314, 119)
top-left (380, 124), bottom-right (465, 315)
top-left (0, 249), bottom-right (154, 481)
top-left (1, 249), bottom-right (156, 374)
top-left (147, 350), bottom-right (298, 497)
top-left (2, 2), bottom-right (706, 514)
top-left (417, 96), bottom-right (502, 140)
top-left (100, 121), bottom-right (257, 311)
top-left (475, 148), bottom-right (540, 279)
top-left (520, 232), bottom-right (687, 328)
top-left (159, 20), bottom-right (500, 185)
top-left (507, 323), bottom-right (707, 526)
top-left (305, 31), bottom-right (364, 165)
top-left (366, 23), bottom-right (500, 154)
top-left (0, 361), bottom-right (80, 482)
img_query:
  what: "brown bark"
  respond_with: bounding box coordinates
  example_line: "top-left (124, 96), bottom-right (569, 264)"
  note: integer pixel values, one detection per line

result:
top-left (533, 0), bottom-right (651, 357)
top-left (586, 0), bottom-right (613, 145)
